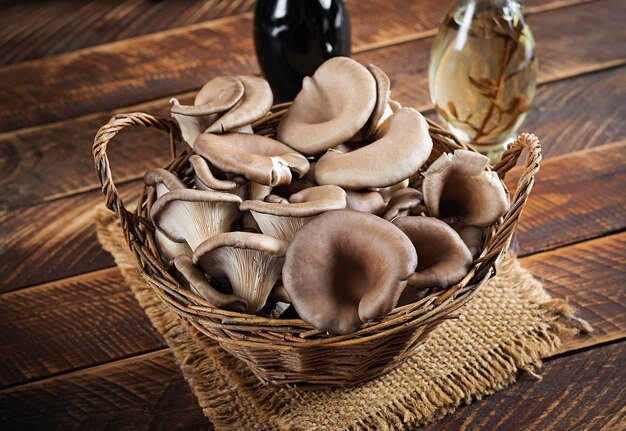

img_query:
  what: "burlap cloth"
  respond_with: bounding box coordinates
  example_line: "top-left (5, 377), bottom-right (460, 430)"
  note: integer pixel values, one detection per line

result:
top-left (96, 207), bottom-right (580, 430)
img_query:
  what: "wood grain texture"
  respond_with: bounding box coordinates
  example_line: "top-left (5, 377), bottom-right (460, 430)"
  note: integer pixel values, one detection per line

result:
top-left (0, 183), bottom-right (141, 291)
top-left (0, 0), bottom-right (621, 132)
top-left (0, 350), bottom-right (209, 431)
top-left (0, 268), bottom-right (163, 388)
top-left (2, 140), bottom-right (624, 293)
top-left (424, 341), bottom-right (626, 431)
top-left (2, 40), bottom-right (625, 212)
top-left (2, 229), bottom-right (623, 391)
top-left (0, 0), bottom-right (570, 66)
top-left (0, 309), bottom-right (622, 430)
top-left (522, 233), bottom-right (626, 354)
top-left (508, 141), bottom-right (626, 256)
top-left (0, 0), bottom-right (256, 65)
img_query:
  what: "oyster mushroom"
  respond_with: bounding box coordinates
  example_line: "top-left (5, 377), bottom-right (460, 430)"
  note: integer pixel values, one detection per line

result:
top-left (240, 185), bottom-right (347, 241)
top-left (282, 209), bottom-right (417, 335)
top-left (373, 178), bottom-right (409, 204)
top-left (276, 57), bottom-right (377, 155)
top-left (150, 189), bottom-right (242, 251)
top-left (194, 132), bottom-right (310, 197)
top-left (193, 232), bottom-right (289, 313)
top-left (189, 154), bottom-right (247, 198)
top-left (451, 223), bottom-right (485, 259)
top-left (172, 256), bottom-right (247, 311)
top-left (170, 76), bottom-right (245, 148)
top-left (393, 216), bottom-right (473, 294)
top-left (383, 188), bottom-right (423, 221)
top-left (315, 108), bottom-right (433, 189)
top-left (344, 189), bottom-right (386, 215)
top-left (143, 169), bottom-right (192, 261)
top-left (422, 150), bottom-right (509, 226)
top-left (362, 64), bottom-right (393, 139)
top-left (207, 75), bottom-right (273, 133)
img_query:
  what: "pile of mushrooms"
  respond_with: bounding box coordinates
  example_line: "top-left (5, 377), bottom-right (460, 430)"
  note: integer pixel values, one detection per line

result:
top-left (144, 57), bottom-right (510, 335)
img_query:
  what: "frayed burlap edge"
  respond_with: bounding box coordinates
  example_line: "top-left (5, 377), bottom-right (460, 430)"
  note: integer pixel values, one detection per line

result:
top-left (96, 207), bottom-right (582, 431)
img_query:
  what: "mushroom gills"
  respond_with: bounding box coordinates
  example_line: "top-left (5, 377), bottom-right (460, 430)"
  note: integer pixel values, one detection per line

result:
top-left (208, 247), bottom-right (284, 313)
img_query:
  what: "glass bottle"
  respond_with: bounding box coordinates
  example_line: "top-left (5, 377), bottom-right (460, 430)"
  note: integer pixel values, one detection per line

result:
top-left (429, 0), bottom-right (537, 162)
top-left (253, 0), bottom-right (351, 103)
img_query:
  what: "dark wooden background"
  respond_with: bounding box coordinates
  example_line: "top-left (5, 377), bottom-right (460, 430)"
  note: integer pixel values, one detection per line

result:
top-left (0, 0), bottom-right (624, 429)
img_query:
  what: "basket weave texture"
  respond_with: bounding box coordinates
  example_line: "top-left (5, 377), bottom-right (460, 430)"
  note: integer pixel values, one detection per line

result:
top-left (92, 105), bottom-right (541, 387)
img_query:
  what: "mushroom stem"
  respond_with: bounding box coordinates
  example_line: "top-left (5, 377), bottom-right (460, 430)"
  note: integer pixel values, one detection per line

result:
top-left (210, 247), bottom-right (284, 312)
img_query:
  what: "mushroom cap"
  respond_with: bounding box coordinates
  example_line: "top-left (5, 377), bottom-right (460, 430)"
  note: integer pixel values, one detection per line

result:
top-left (373, 178), bottom-right (409, 204)
top-left (189, 154), bottom-right (243, 192)
top-left (206, 75), bottom-right (273, 133)
top-left (144, 168), bottom-right (187, 196)
top-left (240, 185), bottom-right (346, 217)
top-left (276, 57), bottom-right (377, 155)
top-left (193, 231), bottom-right (288, 261)
top-left (393, 216), bottom-right (473, 292)
top-left (193, 232), bottom-right (289, 312)
top-left (362, 64), bottom-right (392, 139)
top-left (150, 189), bottom-right (242, 246)
top-left (422, 150), bottom-right (509, 226)
top-left (282, 209), bottom-right (418, 335)
top-left (383, 188), bottom-right (424, 221)
top-left (451, 223), bottom-right (485, 258)
top-left (315, 108), bottom-right (433, 189)
top-left (170, 76), bottom-right (244, 116)
top-left (344, 189), bottom-right (386, 215)
top-left (173, 255), bottom-right (247, 311)
top-left (194, 132), bottom-right (310, 187)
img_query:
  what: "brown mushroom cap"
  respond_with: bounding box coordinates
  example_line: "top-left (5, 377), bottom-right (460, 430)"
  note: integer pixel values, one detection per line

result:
top-left (422, 150), bottom-right (509, 226)
top-left (171, 76), bottom-right (244, 117)
top-left (315, 108), bottom-right (433, 189)
top-left (383, 188), bottom-right (424, 221)
top-left (276, 57), bottom-right (377, 155)
top-left (193, 232), bottom-right (289, 312)
top-left (150, 189), bottom-right (242, 250)
top-left (240, 185), bottom-right (346, 217)
top-left (344, 189), bottom-right (386, 215)
top-left (144, 168), bottom-right (187, 197)
top-left (173, 255), bottom-right (247, 311)
top-left (206, 75), bottom-right (273, 133)
top-left (239, 185), bottom-right (346, 240)
top-left (362, 64), bottom-right (392, 139)
top-left (372, 179), bottom-right (409, 204)
top-left (170, 76), bottom-right (245, 147)
top-left (451, 223), bottom-right (485, 258)
top-left (194, 132), bottom-right (310, 187)
top-left (393, 216), bottom-right (473, 294)
top-left (188, 155), bottom-right (247, 199)
top-left (282, 209), bottom-right (418, 335)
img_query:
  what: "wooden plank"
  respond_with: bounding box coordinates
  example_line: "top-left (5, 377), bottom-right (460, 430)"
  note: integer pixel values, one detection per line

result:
top-left (0, 183), bottom-right (141, 291)
top-left (0, 0), bottom-right (619, 132)
top-left (424, 341), bottom-right (626, 431)
top-left (0, 350), bottom-right (210, 431)
top-left (3, 138), bottom-right (624, 292)
top-left (521, 233), bottom-right (626, 353)
top-left (2, 227), bottom-right (623, 391)
top-left (0, 0), bottom-right (255, 65)
top-left (0, 305), bottom-right (623, 430)
top-left (0, 268), bottom-right (163, 388)
top-left (2, 47), bottom-right (625, 213)
top-left (507, 141), bottom-right (626, 256)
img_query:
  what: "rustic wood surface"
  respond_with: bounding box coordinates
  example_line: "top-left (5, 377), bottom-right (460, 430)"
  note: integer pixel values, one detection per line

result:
top-left (0, 0), bottom-right (624, 429)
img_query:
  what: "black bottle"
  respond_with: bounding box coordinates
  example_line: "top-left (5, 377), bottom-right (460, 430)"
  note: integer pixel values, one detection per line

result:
top-left (253, 0), bottom-right (351, 103)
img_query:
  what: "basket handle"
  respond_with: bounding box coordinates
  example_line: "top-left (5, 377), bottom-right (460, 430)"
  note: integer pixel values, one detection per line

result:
top-left (92, 112), bottom-right (183, 242)
top-left (480, 133), bottom-right (542, 264)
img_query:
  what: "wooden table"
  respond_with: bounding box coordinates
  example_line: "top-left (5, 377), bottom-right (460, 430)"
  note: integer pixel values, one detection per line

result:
top-left (0, 0), bottom-right (624, 429)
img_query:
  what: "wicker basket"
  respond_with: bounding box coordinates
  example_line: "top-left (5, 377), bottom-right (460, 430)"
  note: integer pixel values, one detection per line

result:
top-left (93, 105), bottom-right (541, 387)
